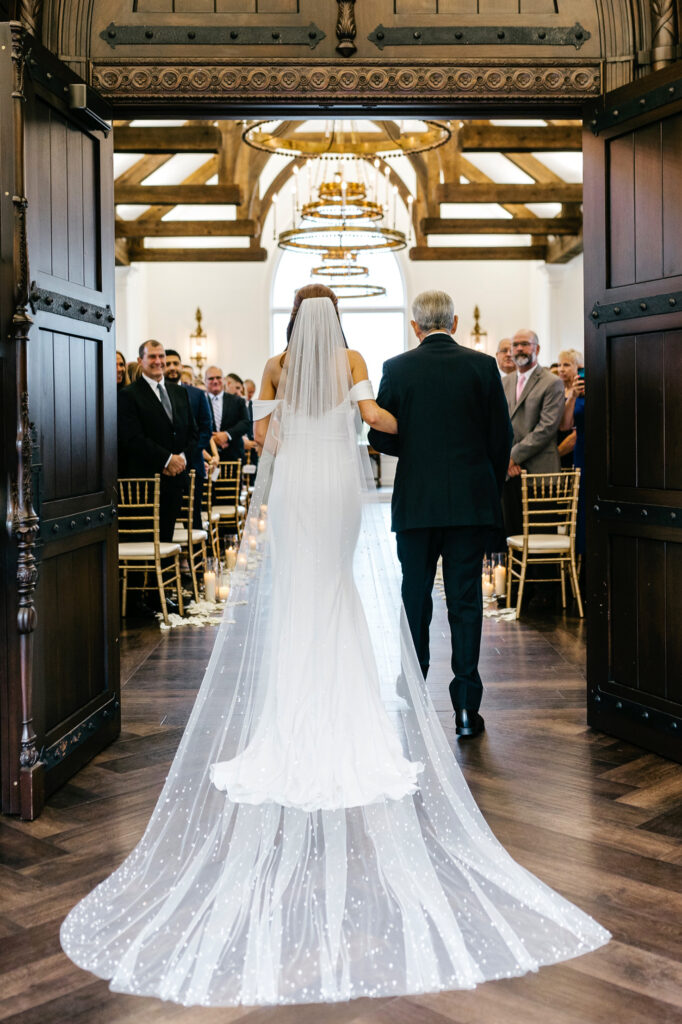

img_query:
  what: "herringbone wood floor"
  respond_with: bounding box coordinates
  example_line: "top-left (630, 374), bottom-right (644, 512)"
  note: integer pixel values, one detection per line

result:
top-left (1, 598), bottom-right (681, 1023)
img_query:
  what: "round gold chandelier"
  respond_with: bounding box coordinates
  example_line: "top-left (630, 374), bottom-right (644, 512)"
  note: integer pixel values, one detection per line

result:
top-left (330, 282), bottom-right (387, 300)
top-left (302, 180), bottom-right (383, 222)
top-left (279, 224), bottom-right (406, 254)
top-left (243, 119), bottom-right (451, 158)
top-left (311, 250), bottom-right (369, 278)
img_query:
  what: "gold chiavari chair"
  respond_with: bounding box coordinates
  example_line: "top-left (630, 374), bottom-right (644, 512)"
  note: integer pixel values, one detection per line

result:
top-left (212, 460), bottom-right (244, 543)
top-left (118, 475), bottom-right (184, 625)
top-left (172, 470), bottom-right (207, 603)
top-left (241, 448), bottom-right (257, 514)
top-left (506, 469), bottom-right (583, 618)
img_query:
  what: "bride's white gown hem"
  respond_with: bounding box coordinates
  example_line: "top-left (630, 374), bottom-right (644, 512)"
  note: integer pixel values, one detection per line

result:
top-left (60, 299), bottom-right (609, 1006)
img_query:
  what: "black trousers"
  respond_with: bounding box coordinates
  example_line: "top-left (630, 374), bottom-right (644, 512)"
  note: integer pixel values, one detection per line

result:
top-left (159, 474), bottom-right (185, 542)
top-left (396, 525), bottom-right (489, 713)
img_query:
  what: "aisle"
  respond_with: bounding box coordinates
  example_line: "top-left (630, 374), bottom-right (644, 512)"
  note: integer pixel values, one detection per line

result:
top-left (1, 599), bottom-right (681, 1023)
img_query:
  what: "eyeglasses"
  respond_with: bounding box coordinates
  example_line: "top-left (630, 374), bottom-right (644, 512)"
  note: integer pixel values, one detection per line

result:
top-left (206, 376), bottom-right (223, 381)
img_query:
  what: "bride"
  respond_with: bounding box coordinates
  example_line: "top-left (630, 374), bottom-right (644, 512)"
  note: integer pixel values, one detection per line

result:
top-left (61, 284), bottom-right (609, 1006)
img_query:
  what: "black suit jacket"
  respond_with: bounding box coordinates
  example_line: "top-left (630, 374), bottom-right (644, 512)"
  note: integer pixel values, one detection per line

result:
top-left (368, 334), bottom-right (513, 533)
top-left (178, 382), bottom-right (212, 479)
top-left (118, 377), bottom-right (198, 480)
top-left (214, 392), bottom-right (250, 462)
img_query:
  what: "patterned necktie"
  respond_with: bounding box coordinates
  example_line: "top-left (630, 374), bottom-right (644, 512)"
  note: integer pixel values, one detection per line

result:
top-left (212, 394), bottom-right (222, 430)
top-left (157, 382), bottom-right (173, 421)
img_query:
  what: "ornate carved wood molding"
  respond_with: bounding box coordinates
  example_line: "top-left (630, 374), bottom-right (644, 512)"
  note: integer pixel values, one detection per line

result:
top-left (651, 0), bottom-right (678, 69)
top-left (336, 0), bottom-right (357, 58)
top-left (8, 22), bottom-right (44, 818)
top-left (91, 59), bottom-right (600, 106)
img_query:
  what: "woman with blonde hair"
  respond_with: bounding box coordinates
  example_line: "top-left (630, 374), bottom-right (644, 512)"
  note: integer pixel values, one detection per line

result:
top-left (556, 348), bottom-right (581, 466)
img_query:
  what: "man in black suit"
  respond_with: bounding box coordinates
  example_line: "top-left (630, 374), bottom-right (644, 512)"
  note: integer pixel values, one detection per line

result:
top-left (204, 366), bottom-right (249, 462)
top-left (118, 340), bottom-right (198, 543)
top-left (369, 290), bottom-right (512, 739)
top-left (242, 377), bottom-right (259, 473)
top-left (164, 349), bottom-right (214, 530)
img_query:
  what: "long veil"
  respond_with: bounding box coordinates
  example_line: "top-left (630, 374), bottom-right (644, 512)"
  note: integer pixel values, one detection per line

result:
top-left (61, 298), bottom-right (609, 1006)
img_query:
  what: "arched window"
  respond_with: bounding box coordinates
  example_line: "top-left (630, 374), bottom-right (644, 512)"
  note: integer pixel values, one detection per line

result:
top-left (271, 249), bottom-right (407, 389)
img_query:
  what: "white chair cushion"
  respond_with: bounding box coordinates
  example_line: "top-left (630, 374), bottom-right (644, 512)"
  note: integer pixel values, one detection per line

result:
top-left (173, 527), bottom-right (208, 544)
top-left (119, 541), bottom-right (181, 559)
top-left (213, 504), bottom-right (246, 517)
top-left (507, 534), bottom-right (571, 552)
top-left (243, 464), bottom-right (256, 475)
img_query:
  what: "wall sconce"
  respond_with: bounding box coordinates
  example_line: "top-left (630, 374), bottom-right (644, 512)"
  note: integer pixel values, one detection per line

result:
top-left (189, 308), bottom-right (207, 375)
top-left (469, 305), bottom-right (488, 351)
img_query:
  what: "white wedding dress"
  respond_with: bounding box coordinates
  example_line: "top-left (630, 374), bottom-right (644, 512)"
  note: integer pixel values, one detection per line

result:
top-left (61, 298), bottom-right (609, 1006)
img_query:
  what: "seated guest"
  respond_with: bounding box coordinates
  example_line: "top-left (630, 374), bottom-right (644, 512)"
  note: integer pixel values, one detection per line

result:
top-left (205, 366), bottom-right (250, 462)
top-left (556, 348), bottom-right (581, 467)
top-left (116, 351), bottom-right (129, 390)
top-left (495, 338), bottom-right (515, 378)
top-left (118, 339), bottom-right (197, 543)
top-left (164, 349), bottom-right (215, 530)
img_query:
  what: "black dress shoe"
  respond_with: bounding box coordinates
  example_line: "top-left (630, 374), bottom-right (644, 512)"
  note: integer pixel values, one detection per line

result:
top-left (454, 708), bottom-right (485, 739)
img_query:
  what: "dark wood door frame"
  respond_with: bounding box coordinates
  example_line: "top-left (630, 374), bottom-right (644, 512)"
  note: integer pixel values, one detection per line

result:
top-left (583, 61), bottom-right (682, 763)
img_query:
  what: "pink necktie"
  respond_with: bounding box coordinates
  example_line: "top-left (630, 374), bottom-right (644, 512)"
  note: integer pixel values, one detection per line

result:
top-left (516, 373), bottom-right (525, 402)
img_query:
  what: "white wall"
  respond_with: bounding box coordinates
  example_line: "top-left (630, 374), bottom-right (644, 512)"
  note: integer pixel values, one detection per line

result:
top-left (116, 248), bottom-right (583, 379)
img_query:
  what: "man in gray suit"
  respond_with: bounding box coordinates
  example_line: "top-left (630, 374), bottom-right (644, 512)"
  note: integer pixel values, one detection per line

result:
top-left (502, 329), bottom-right (565, 537)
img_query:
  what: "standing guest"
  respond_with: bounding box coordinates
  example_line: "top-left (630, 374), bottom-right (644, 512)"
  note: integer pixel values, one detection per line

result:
top-left (180, 365), bottom-right (195, 385)
top-left (127, 360), bottom-right (142, 384)
top-left (225, 372), bottom-right (244, 396)
top-left (556, 349), bottom-right (581, 467)
top-left (501, 330), bottom-right (565, 538)
top-left (369, 290), bottom-right (512, 739)
top-left (118, 340), bottom-right (197, 543)
top-left (242, 377), bottom-right (259, 463)
top-left (164, 349), bottom-right (215, 530)
top-left (495, 338), bottom-right (515, 378)
top-left (205, 366), bottom-right (250, 462)
top-left (560, 370), bottom-right (586, 556)
top-left (116, 351), bottom-right (129, 390)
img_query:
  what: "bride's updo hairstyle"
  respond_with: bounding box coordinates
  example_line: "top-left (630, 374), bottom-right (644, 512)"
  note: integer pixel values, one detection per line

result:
top-left (286, 284), bottom-right (341, 343)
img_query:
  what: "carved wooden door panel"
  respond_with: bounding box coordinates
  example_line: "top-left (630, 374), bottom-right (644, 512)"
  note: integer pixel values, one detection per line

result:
top-left (0, 23), bottom-right (119, 818)
top-left (583, 62), bottom-right (682, 762)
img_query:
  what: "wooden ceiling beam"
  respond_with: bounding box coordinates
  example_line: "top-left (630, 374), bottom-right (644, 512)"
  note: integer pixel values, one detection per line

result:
top-left (132, 156), bottom-right (219, 224)
top-left (459, 125), bottom-right (581, 151)
top-left (545, 232), bottom-right (584, 264)
top-left (117, 219), bottom-right (257, 238)
top-left (115, 237), bottom-right (130, 266)
top-left (410, 245), bottom-right (548, 261)
top-left (115, 184), bottom-right (241, 206)
top-left (114, 154), bottom-right (172, 186)
top-left (129, 246), bottom-right (267, 262)
top-left (421, 217), bottom-right (581, 236)
top-left (114, 126), bottom-right (222, 153)
top-left (439, 183), bottom-right (582, 203)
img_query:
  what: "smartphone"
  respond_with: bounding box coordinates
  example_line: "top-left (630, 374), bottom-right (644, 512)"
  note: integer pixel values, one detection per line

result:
top-left (577, 368), bottom-right (585, 381)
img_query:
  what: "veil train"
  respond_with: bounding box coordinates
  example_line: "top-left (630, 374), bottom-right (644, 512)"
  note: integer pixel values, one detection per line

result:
top-left (60, 298), bottom-right (609, 1006)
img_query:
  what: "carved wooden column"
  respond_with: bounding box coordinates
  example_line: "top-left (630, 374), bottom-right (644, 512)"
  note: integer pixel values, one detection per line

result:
top-left (651, 0), bottom-right (678, 70)
top-left (9, 22), bottom-right (44, 819)
top-left (336, 0), bottom-right (357, 57)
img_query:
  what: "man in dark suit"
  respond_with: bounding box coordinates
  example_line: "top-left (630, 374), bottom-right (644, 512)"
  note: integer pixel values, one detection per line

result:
top-left (118, 340), bottom-right (198, 543)
top-left (369, 290), bottom-right (512, 739)
top-left (164, 349), bottom-right (214, 530)
top-left (204, 366), bottom-right (249, 462)
top-left (242, 377), bottom-right (259, 474)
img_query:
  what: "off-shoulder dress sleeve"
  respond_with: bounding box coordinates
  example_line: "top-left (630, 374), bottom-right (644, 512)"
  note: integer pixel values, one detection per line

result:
top-left (349, 379), bottom-right (375, 402)
top-left (251, 399), bottom-right (282, 420)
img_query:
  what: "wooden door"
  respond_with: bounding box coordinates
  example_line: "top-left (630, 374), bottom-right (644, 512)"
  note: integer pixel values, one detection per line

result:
top-left (583, 62), bottom-right (682, 763)
top-left (0, 22), bottom-right (119, 818)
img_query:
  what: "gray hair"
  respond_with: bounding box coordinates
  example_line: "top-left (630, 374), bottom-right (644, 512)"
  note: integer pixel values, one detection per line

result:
top-left (412, 290), bottom-right (455, 333)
